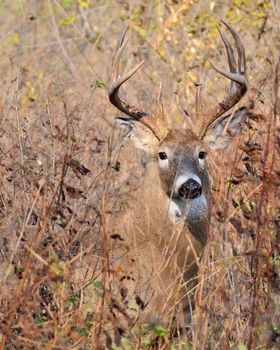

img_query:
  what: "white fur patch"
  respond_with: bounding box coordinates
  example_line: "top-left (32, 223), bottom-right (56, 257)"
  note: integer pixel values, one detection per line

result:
top-left (158, 158), bottom-right (169, 170)
top-left (167, 198), bottom-right (188, 223)
top-left (198, 158), bottom-right (205, 168)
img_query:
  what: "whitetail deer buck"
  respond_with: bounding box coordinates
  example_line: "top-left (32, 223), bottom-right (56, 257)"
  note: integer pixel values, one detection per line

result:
top-left (108, 20), bottom-right (247, 327)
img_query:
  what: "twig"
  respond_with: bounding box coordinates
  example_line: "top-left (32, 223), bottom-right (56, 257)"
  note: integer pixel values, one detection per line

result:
top-left (4, 179), bottom-right (45, 281)
top-left (257, 15), bottom-right (268, 41)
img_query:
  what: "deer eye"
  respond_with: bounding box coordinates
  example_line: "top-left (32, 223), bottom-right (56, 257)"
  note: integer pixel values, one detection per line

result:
top-left (198, 151), bottom-right (207, 160)
top-left (158, 152), bottom-right (168, 160)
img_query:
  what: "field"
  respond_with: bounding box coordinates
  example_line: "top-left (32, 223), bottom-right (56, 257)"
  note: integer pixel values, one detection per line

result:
top-left (0, 1), bottom-right (279, 349)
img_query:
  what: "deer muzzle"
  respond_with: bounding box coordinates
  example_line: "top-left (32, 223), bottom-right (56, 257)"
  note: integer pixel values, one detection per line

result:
top-left (178, 179), bottom-right (202, 199)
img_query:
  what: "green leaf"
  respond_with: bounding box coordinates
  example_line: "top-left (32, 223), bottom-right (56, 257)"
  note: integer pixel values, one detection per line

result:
top-left (94, 80), bottom-right (106, 89)
top-left (59, 15), bottom-right (76, 26)
top-left (34, 314), bottom-right (43, 325)
top-left (238, 345), bottom-right (247, 350)
top-left (93, 280), bottom-right (102, 289)
top-left (68, 293), bottom-right (80, 306)
top-left (60, 0), bottom-right (72, 9)
top-left (93, 32), bottom-right (101, 45)
top-left (132, 5), bottom-right (142, 21)
top-left (50, 261), bottom-right (66, 276)
top-left (18, 266), bottom-right (25, 273)
top-left (78, 327), bottom-right (89, 336)
top-left (154, 325), bottom-right (168, 337)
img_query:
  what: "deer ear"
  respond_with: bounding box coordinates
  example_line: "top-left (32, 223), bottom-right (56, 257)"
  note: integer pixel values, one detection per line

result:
top-left (115, 118), bottom-right (159, 152)
top-left (203, 107), bottom-right (248, 151)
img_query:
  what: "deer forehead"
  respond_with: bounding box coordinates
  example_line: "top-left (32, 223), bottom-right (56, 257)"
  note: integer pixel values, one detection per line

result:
top-left (158, 128), bottom-right (204, 155)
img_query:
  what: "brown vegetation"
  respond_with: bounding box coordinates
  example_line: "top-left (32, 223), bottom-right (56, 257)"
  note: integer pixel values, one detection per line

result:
top-left (0, 1), bottom-right (279, 349)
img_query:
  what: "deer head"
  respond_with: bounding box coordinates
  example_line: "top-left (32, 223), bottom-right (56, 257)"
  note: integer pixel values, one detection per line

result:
top-left (109, 20), bottom-right (247, 230)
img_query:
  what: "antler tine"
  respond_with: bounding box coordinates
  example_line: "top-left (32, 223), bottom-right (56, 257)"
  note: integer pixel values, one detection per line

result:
top-left (221, 19), bottom-right (246, 78)
top-left (199, 19), bottom-right (248, 139)
top-left (111, 29), bottom-right (128, 85)
top-left (110, 30), bottom-right (144, 95)
top-left (156, 82), bottom-right (164, 119)
top-left (217, 26), bottom-right (237, 74)
top-left (211, 20), bottom-right (247, 85)
top-left (109, 29), bottom-right (168, 140)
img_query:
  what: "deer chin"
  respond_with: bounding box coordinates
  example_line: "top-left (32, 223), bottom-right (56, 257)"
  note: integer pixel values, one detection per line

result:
top-left (166, 195), bottom-right (196, 223)
top-left (167, 193), bottom-right (208, 225)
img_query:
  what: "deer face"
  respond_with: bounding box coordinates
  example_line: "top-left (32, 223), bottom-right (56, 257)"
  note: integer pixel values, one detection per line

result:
top-left (157, 129), bottom-right (208, 200)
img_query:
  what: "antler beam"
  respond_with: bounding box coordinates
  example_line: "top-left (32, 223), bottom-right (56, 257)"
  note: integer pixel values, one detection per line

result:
top-left (199, 19), bottom-right (248, 139)
top-left (109, 29), bottom-right (168, 140)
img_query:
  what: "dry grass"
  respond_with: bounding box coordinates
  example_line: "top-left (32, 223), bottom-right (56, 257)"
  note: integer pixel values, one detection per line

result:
top-left (0, 0), bottom-right (279, 349)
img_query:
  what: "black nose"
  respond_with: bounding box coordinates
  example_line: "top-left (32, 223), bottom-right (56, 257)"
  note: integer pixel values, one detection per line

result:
top-left (178, 179), bottom-right (202, 199)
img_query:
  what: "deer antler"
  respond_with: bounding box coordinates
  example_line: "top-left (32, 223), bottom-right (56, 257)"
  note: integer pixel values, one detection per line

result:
top-left (109, 29), bottom-right (168, 140)
top-left (199, 19), bottom-right (248, 139)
